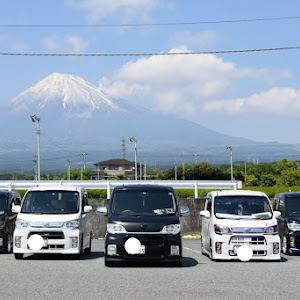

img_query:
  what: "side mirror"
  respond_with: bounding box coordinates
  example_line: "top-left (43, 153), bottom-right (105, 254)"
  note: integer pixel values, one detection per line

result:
top-left (83, 205), bottom-right (93, 213)
top-left (12, 205), bottom-right (21, 214)
top-left (97, 206), bottom-right (108, 216)
top-left (200, 210), bottom-right (211, 219)
top-left (273, 211), bottom-right (281, 219)
top-left (180, 206), bottom-right (189, 216)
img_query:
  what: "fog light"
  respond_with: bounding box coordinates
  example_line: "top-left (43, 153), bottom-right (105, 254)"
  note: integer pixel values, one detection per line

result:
top-left (170, 245), bottom-right (180, 256)
top-left (215, 242), bottom-right (222, 254)
top-left (0, 238), bottom-right (3, 247)
top-left (107, 244), bottom-right (117, 256)
top-left (273, 242), bottom-right (280, 254)
top-left (71, 237), bottom-right (78, 248)
top-left (15, 236), bottom-right (21, 248)
top-left (290, 237), bottom-right (295, 248)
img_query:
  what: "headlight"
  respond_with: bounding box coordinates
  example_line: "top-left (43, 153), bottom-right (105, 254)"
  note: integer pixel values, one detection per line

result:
top-left (107, 224), bottom-right (127, 234)
top-left (16, 219), bottom-right (30, 230)
top-left (0, 220), bottom-right (5, 230)
top-left (287, 221), bottom-right (300, 232)
top-left (214, 224), bottom-right (232, 235)
top-left (63, 219), bottom-right (80, 230)
top-left (161, 224), bottom-right (181, 235)
top-left (264, 225), bottom-right (278, 235)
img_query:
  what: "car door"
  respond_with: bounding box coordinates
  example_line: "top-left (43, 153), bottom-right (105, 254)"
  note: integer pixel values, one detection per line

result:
top-left (201, 197), bottom-right (212, 252)
top-left (80, 192), bottom-right (91, 248)
top-left (7, 195), bottom-right (19, 237)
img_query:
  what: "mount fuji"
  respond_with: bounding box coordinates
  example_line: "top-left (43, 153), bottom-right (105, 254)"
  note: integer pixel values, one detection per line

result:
top-left (2, 72), bottom-right (300, 170)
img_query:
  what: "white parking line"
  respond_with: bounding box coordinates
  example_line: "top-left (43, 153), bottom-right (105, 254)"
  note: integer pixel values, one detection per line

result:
top-left (183, 246), bottom-right (202, 254)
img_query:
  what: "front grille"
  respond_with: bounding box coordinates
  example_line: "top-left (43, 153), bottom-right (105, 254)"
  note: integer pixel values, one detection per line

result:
top-left (229, 236), bottom-right (266, 245)
top-left (295, 236), bottom-right (300, 249)
top-left (28, 231), bottom-right (64, 240)
top-left (229, 235), bottom-right (267, 257)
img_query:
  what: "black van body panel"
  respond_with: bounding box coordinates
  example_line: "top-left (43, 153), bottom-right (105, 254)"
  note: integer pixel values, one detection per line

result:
top-left (274, 192), bottom-right (300, 254)
top-left (0, 191), bottom-right (21, 253)
top-left (105, 184), bottom-right (183, 265)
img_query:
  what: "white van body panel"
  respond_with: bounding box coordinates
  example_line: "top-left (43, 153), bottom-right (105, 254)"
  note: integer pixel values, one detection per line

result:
top-left (200, 190), bottom-right (281, 261)
top-left (13, 186), bottom-right (92, 256)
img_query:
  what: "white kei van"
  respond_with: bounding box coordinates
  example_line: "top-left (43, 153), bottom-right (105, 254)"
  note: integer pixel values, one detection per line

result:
top-left (200, 190), bottom-right (281, 261)
top-left (12, 186), bottom-right (93, 259)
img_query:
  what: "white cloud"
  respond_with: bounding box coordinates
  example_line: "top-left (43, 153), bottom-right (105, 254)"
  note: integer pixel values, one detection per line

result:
top-left (98, 46), bottom-right (291, 117)
top-left (43, 35), bottom-right (90, 53)
top-left (65, 0), bottom-right (157, 23)
top-left (0, 34), bottom-right (8, 42)
top-left (10, 41), bottom-right (30, 51)
top-left (202, 87), bottom-right (300, 115)
top-left (169, 30), bottom-right (220, 48)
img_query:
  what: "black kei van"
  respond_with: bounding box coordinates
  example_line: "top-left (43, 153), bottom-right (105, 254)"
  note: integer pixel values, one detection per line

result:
top-left (274, 192), bottom-right (300, 255)
top-left (97, 185), bottom-right (189, 267)
top-left (0, 191), bottom-right (21, 253)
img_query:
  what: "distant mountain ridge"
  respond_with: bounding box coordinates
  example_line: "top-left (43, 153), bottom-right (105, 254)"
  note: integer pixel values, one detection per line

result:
top-left (2, 72), bottom-right (300, 170)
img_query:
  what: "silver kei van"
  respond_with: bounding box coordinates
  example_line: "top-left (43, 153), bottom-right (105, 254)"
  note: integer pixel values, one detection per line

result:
top-left (12, 186), bottom-right (93, 259)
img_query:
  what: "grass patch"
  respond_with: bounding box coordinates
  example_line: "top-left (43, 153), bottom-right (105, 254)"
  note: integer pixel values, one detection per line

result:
top-left (182, 232), bottom-right (201, 240)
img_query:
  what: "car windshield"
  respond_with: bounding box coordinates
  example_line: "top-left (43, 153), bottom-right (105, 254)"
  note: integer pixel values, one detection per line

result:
top-left (111, 189), bottom-right (177, 216)
top-left (21, 190), bottom-right (79, 214)
top-left (214, 195), bottom-right (272, 219)
top-left (0, 194), bottom-right (8, 215)
top-left (286, 197), bottom-right (300, 215)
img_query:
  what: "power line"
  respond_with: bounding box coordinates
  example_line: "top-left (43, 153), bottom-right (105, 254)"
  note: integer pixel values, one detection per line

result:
top-left (1, 46), bottom-right (300, 57)
top-left (1, 16), bottom-right (300, 27)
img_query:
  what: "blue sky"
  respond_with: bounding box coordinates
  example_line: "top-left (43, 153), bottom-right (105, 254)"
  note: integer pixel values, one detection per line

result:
top-left (1, 0), bottom-right (300, 144)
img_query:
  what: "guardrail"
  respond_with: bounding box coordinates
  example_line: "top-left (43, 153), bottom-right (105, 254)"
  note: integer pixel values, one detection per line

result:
top-left (0, 180), bottom-right (243, 199)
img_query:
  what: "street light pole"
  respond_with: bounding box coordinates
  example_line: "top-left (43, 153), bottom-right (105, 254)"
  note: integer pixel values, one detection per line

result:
top-left (227, 146), bottom-right (233, 181)
top-left (130, 137), bottom-right (137, 180)
top-left (30, 114), bottom-right (41, 181)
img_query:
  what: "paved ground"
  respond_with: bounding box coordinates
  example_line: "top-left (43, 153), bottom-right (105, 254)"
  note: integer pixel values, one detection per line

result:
top-left (1, 240), bottom-right (300, 300)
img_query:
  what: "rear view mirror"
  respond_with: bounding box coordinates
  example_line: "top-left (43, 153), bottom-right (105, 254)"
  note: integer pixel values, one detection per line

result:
top-left (12, 205), bottom-right (21, 214)
top-left (200, 210), bottom-right (211, 218)
top-left (84, 205), bottom-right (93, 213)
top-left (273, 211), bottom-right (281, 219)
top-left (97, 206), bottom-right (108, 216)
top-left (180, 206), bottom-right (189, 216)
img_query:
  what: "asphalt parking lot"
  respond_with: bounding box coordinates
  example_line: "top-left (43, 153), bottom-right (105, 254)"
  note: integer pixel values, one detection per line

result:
top-left (1, 239), bottom-right (299, 300)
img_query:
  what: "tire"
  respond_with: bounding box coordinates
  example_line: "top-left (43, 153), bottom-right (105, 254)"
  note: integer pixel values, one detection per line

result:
top-left (105, 259), bottom-right (115, 267)
top-left (74, 238), bottom-right (84, 260)
top-left (282, 235), bottom-right (289, 255)
top-left (3, 234), bottom-right (12, 254)
top-left (14, 253), bottom-right (23, 260)
top-left (84, 234), bottom-right (92, 254)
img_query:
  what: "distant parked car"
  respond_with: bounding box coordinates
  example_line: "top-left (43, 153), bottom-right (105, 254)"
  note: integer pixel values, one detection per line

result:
top-left (0, 191), bottom-right (21, 253)
top-left (274, 192), bottom-right (300, 255)
top-left (97, 184), bottom-right (189, 267)
top-left (200, 190), bottom-right (281, 261)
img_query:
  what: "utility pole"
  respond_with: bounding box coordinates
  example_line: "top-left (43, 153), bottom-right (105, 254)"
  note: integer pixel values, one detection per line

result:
top-left (227, 146), bottom-right (233, 181)
top-left (130, 137), bottom-right (137, 180)
top-left (30, 114), bottom-right (41, 181)
top-left (121, 136), bottom-right (126, 159)
top-left (82, 153), bottom-right (87, 170)
top-left (67, 159), bottom-right (71, 180)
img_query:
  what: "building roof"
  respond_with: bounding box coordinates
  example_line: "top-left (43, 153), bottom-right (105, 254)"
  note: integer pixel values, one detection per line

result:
top-left (94, 158), bottom-right (134, 166)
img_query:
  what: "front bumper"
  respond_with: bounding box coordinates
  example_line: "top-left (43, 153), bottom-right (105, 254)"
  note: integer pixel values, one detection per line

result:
top-left (287, 231), bottom-right (300, 253)
top-left (105, 233), bottom-right (182, 263)
top-left (13, 227), bottom-right (82, 255)
top-left (211, 234), bottom-right (281, 260)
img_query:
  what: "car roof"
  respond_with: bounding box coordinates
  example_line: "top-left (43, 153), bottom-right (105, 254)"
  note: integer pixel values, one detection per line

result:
top-left (208, 189), bottom-right (268, 198)
top-left (275, 192), bottom-right (300, 199)
top-left (26, 186), bottom-right (85, 192)
top-left (113, 184), bottom-right (174, 192)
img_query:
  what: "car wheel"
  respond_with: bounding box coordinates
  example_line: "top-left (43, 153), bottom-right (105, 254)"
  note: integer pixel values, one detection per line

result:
top-left (282, 235), bottom-right (289, 255)
top-left (14, 253), bottom-right (23, 259)
top-left (74, 238), bottom-right (84, 260)
top-left (84, 234), bottom-right (92, 254)
top-left (105, 259), bottom-right (115, 267)
top-left (3, 234), bottom-right (12, 254)
top-left (200, 236), bottom-right (205, 255)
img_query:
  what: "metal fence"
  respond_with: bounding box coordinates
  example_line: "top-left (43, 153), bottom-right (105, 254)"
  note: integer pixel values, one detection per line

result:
top-left (0, 180), bottom-right (243, 199)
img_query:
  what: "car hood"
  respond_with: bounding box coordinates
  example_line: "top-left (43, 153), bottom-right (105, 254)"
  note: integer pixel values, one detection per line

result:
top-left (17, 213), bottom-right (80, 226)
top-left (108, 214), bottom-right (179, 232)
top-left (288, 214), bottom-right (300, 223)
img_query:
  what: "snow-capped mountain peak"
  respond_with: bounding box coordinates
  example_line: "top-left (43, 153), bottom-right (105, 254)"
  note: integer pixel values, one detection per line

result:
top-left (9, 72), bottom-right (121, 113)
